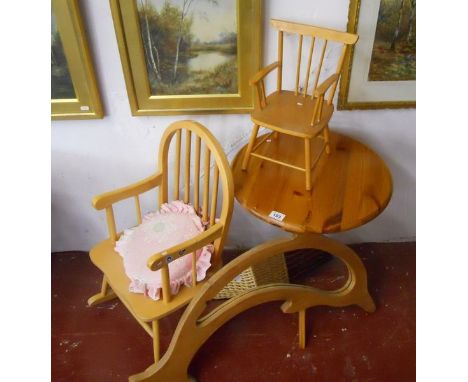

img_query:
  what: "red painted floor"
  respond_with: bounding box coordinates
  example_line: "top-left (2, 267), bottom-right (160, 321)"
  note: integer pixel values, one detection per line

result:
top-left (52, 242), bottom-right (415, 381)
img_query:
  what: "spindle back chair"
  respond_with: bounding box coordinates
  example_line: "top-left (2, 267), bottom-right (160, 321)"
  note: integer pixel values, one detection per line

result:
top-left (87, 120), bottom-right (234, 364)
top-left (242, 19), bottom-right (358, 190)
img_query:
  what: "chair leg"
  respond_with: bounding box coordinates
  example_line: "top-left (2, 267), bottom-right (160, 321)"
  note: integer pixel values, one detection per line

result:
top-left (152, 319), bottom-right (160, 362)
top-left (241, 124), bottom-right (260, 170)
top-left (87, 275), bottom-right (117, 306)
top-left (298, 309), bottom-right (307, 349)
top-left (304, 138), bottom-right (311, 191)
top-left (324, 124), bottom-right (331, 154)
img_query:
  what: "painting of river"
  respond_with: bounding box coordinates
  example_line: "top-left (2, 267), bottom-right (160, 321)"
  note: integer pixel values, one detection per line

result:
top-left (51, 9), bottom-right (76, 99)
top-left (137, 0), bottom-right (238, 96)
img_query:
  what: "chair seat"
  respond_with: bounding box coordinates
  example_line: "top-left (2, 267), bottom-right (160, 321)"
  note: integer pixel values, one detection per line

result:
top-left (251, 90), bottom-right (334, 138)
top-left (90, 238), bottom-right (208, 322)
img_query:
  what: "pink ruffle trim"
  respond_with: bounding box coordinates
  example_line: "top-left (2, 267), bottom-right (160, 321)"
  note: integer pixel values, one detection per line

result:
top-left (115, 200), bottom-right (213, 301)
top-left (127, 245), bottom-right (212, 300)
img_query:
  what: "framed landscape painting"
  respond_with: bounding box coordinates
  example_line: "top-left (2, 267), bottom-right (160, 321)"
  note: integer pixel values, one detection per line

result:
top-left (338, 0), bottom-right (416, 109)
top-left (110, 0), bottom-right (262, 115)
top-left (52, 0), bottom-right (103, 120)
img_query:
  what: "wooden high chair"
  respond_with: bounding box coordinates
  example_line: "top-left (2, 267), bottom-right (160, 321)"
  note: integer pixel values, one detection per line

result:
top-left (87, 121), bottom-right (234, 369)
top-left (241, 19), bottom-right (358, 190)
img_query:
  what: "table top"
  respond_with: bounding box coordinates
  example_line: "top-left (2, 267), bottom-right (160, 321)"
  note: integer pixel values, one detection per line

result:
top-left (232, 131), bottom-right (393, 234)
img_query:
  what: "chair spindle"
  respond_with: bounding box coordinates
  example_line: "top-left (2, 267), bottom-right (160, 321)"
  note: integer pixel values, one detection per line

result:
top-left (161, 263), bottom-right (171, 304)
top-left (312, 39), bottom-right (328, 96)
top-left (328, 44), bottom-right (348, 104)
top-left (184, 129), bottom-right (191, 204)
top-left (191, 253), bottom-right (197, 287)
top-left (105, 206), bottom-right (117, 242)
top-left (295, 34), bottom-right (303, 95)
top-left (260, 80), bottom-right (266, 108)
top-left (174, 129), bottom-right (182, 200)
top-left (311, 95), bottom-right (322, 125)
top-left (277, 30), bottom-right (283, 91)
top-left (194, 135), bottom-right (201, 211)
top-left (255, 83), bottom-right (263, 109)
top-left (303, 36), bottom-right (316, 97)
top-left (134, 195), bottom-right (142, 225)
top-left (152, 320), bottom-right (160, 361)
top-left (202, 145), bottom-right (211, 222)
top-left (311, 95), bottom-right (324, 126)
top-left (210, 165), bottom-right (219, 226)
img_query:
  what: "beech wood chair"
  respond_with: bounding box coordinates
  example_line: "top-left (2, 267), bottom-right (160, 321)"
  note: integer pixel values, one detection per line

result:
top-left (87, 120), bottom-right (234, 369)
top-left (241, 19), bottom-right (358, 190)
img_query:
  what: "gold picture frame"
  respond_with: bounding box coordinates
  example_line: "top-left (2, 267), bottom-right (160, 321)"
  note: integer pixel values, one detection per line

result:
top-left (51, 0), bottom-right (103, 120)
top-left (338, 0), bottom-right (416, 110)
top-left (110, 0), bottom-right (262, 116)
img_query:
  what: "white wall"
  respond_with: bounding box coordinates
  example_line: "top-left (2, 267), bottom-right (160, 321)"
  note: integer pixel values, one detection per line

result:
top-left (51, 0), bottom-right (415, 252)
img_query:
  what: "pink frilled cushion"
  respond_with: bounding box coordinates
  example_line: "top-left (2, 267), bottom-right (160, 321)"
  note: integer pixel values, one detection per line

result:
top-left (115, 201), bottom-right (213, 300)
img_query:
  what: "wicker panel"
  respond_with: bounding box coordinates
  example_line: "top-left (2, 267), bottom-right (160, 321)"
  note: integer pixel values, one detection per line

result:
top-left (215, 254), bottom-right (289, 299)
top-left (214, 249), bottom-right (331, 299)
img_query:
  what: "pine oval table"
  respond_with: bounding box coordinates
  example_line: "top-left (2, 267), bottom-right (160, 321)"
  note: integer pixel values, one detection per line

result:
top-left (231, 131), bottom-right (393, 348)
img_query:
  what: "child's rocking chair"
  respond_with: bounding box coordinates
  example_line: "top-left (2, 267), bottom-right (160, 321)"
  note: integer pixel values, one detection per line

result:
top-left (87, 120), bottom-right (234, 378)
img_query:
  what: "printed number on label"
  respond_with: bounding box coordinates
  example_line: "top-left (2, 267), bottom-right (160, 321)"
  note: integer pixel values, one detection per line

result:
top-left (269, 210), bottom-right (286, 222)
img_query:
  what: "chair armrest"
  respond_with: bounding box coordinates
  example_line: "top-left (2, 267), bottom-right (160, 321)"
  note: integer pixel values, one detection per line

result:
top-left (92, 172), bottom-right (163, 210)
top-left (147, 223), bottom-right (224, 271)
top-left (249, 61), bottom-right (280, 85)
top-left (313, 73), bottom-right (339, 97)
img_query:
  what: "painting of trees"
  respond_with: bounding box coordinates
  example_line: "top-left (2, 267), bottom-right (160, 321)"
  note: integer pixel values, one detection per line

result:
top-left (51, 12), bottom-right (76, 99)
top-left (137, 0), bottom-right (238, 95)
top-left (368, 0), bottom-right (416, 81)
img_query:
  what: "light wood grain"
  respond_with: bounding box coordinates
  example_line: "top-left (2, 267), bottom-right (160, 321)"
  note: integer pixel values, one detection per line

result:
top-left (244, 19), bottom-right (359, 190)
top-left (174, 129), bottom-right (181, 200)
top-left (92, 173), bottom-right (162, 210)
top-left (105, 206), bottom-right (117, 242)
top-left (134, 195), bottom-right (142, 225)
top-left (277, 31), bottom-right (283, 91)
top-left (314, 73), bottom-right (339, 97)
top-left (210, 166), bottom-right (219, 226)
top-left (295, 34), bottom-right (303, 95)
top-left (89, 238), bottom-right (210, 321)
top-left (271, 19), bottom-right (358, 44)
top-left (161, 263), bottom-right (171, 304)
top-left (303, 37), bottom-right (315, 97)
top-left (184, 130), bottom-right (191, 203)
top-left (250, 61), bottom-right (279, 85)
top-left (88, 120), bottom-right (234, 372)
top-left (312, 40), bottom-right (328, 95)
top-left (152, 320), bottom-right (160, 361)
top-left (251, 91), bottom-right (333, 138)
top-left (194, 135), bottom-right (201, 211)
top-left (234, 132), bottom-right (392, 234)
top-left (299, 309), bottom-right (306, 349)
top-left (202, 146), bottom-right (211, 222)
top-left (129, 233), bottom-right (376, 382)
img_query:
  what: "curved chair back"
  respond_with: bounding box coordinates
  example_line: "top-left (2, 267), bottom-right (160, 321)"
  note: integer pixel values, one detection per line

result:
top-left (156, 120), bottom-right (234, 269)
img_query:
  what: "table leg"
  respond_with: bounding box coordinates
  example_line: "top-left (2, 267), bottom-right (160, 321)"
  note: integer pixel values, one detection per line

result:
top-left (298, 309), bottom-right (306, 349)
